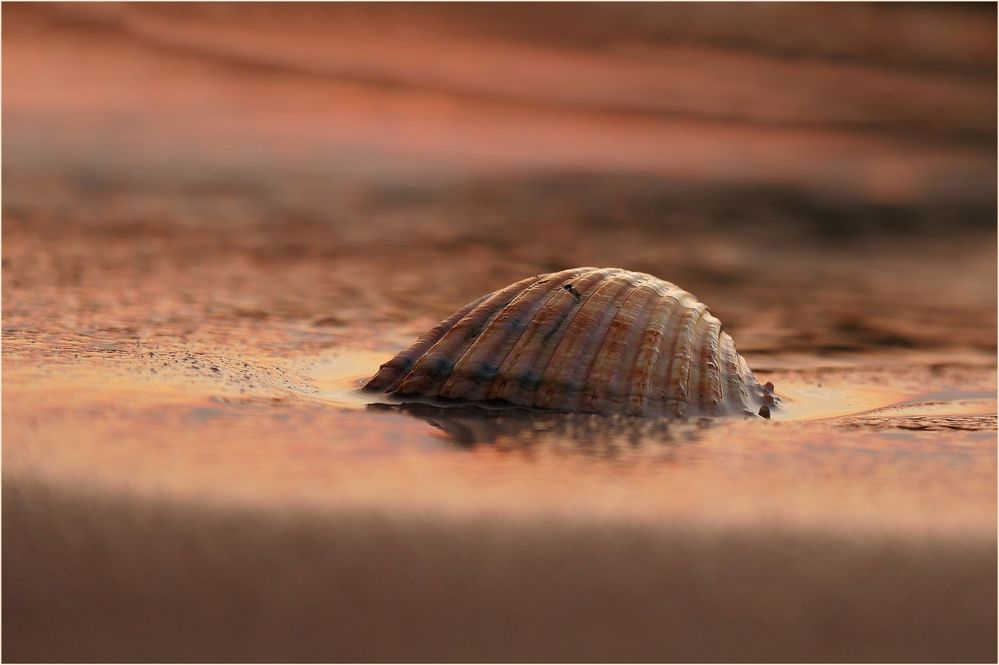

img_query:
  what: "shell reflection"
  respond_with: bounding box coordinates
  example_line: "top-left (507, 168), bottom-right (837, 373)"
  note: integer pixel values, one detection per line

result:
top-left (366, 402), bottom-right (692, 453)
top-left (366, 268), bottom-right (773, 418)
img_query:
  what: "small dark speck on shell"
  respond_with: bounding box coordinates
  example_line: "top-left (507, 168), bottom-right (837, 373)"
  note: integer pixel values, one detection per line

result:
top-left (563, 283), bottom-right (583, 302)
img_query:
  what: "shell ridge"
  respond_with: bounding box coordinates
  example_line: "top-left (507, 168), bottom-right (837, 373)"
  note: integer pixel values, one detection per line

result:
top-left (482, 267), bottom-right (603, 401)
top-left (692, 313), bottom-right (722, 414)
top-left (432, 275), bottom-right (557, 397)
top-left (737, 354), bottom-right (762, 410)
top-left (608, 281), bottom-right (672, 412)
top-left (624, 287), bottom-right (683, 416)
top-left (585, 279), bottom-right (661, 414)
top-left (719, 331), bottom-right (748, 411)
top-left (686, 310), bottom-right (710, 413)
top-left (394, 273), bottom-right (546, 394)
top-left (488, 268), bottom-right (608, 403)
top-left (501, 268), bottom-right (618, 408)
top-left (640, 291), bottom-right (687, 416)
top-left (657, 292), bottom-right (701, 416)
top-left (439, 267), bottom-right (591, 400)
top-left (364, 291), bottom-right (492, 392)
top-left (533, 269), bottom-right (632, 409)
top-left (485, 268), bottom-right (592, 399)
top-left (564, 273), bottom-right (656, 413)
top-left (676, 302), bottom-right (708, 415)
top-left (705, 317), bottom-right (726, 411)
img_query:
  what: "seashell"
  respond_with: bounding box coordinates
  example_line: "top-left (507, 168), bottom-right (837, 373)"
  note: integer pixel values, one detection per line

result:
top-left (364, 267), bottom-right (772, 418)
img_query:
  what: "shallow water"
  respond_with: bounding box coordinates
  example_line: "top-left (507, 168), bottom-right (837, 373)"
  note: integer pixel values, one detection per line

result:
top-left (3, 4), bottom-right (997, 662)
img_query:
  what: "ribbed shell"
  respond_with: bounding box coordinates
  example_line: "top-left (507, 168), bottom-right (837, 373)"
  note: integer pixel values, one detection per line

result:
top-left (364, 268), bottom-right (770, 418)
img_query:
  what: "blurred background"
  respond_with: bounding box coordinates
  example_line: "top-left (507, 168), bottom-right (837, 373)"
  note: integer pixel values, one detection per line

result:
top-left (4, 3), bottom-right (997, 197)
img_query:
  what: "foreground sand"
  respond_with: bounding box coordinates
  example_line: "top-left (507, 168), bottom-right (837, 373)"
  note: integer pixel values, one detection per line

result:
top-left (4, 477), bottom-right (995, 663)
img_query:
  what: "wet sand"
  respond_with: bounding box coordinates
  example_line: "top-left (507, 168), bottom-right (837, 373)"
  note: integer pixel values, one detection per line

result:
top-left (3, 4), bottom-right (997, 662)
